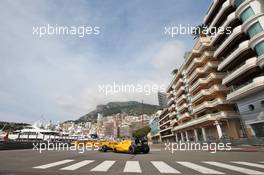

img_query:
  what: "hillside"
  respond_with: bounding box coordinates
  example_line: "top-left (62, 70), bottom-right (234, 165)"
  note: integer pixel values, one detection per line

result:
top-left (0, 122), bottom-right (29, 132)
top-left (75, 101), bottom-right (160, 123)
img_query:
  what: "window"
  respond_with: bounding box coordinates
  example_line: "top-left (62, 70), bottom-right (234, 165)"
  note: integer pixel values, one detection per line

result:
top-left (248, 104), bottom-right (255, 111)
top-left (247, 22), bottom-right (263, 38)
top-left (240, 7), bottom-right (255, 22)
top-left (234, 0), bottom-right (244, 8)
top-left (255, 41), bottom-right (264, 56)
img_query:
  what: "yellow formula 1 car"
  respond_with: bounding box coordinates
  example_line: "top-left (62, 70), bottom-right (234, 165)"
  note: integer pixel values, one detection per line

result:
top-left (98, 141), bottom-right (119, 152)
top-left (113, 138), bottom-right (150, 154)
top-left (71, 140), bottom-right (101, 148)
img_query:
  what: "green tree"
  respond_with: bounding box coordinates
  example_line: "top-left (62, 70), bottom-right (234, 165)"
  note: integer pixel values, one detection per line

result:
top-left (132, 126), bottom-right (151, 138)
top-left (171, 68), bottom-right (178, 76)
top-left (192, 24), bottom-right (208, 39)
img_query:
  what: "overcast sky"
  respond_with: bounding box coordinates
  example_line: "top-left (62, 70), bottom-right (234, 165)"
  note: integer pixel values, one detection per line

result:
top-left (0, 0), bottom-right (211, 123)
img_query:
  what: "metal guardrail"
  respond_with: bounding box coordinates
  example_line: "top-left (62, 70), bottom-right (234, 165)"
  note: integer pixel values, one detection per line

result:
top-left (0, 139), bottom-right (73, 150)
top-left (152, 137), bottom-right (264, 146)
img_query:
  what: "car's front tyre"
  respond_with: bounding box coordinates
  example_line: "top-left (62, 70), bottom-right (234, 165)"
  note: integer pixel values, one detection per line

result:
top-left (101, 145), bottom-right (107, 152)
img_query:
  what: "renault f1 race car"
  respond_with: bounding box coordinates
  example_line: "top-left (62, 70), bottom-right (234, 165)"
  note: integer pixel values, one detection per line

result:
top-left (98, 141), bottom-right (118, 152)
top-left (113, 138), bottom-right (150, 154)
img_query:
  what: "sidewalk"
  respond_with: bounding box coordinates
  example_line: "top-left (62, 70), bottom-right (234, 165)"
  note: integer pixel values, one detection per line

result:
top-left (230, 145), bottom-right (264, 152)
top-left (149, 143), bottom-right (264, 152)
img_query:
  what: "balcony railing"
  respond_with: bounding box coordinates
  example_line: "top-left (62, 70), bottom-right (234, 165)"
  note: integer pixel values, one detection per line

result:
top-left (227, 76), bottom-right (264, 101)
top-left (210, 12), bottom-right (236, 45)
top-left (186, 51), bottom-right (214, 75)
top-left (192, 84), bottom-right (228, 103)
top-left (190, 72), bottom-right (225, 93)
top-left (218, 40), bottom-right (249, 71)
top-left (193, 98), bottom-right (227, 114)
top-left (172, 111), bottom-right (240, 131)
top-left (209, 0), bottom-right (232, 28)
top-left (188, 61), bottom-right (218, 84)
top-left (223, 57), bottom-right (257, 85)
top-left (214, 25), bottom-right (242, 58)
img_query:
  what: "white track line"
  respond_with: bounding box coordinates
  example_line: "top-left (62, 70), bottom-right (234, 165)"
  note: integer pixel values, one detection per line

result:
top-left (33, 159), bottom-right (74, 169)
top-left (177, 161), bottom-right (225, 174)
top-left (60, 160), bottom-right (94, 170)
top-left (232, 162), bottom-right (264, 169)
top-left (90, 160), bottom-right (115, 172)
top-left (123, 161), bottom-right (142, 173)
top-left (151, 161), bottom-right (181, 174)
top-left (203, 161), bottom-right (264, 175)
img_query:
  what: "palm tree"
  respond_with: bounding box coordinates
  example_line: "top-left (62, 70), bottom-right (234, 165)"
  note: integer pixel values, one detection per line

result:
top-left (171, 68), bottom-right (178, 75)
top-left (192, 24), bottom-right (208, 39)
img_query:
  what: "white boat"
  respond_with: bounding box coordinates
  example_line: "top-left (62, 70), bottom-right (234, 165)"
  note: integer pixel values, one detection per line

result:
top-left (8, 125), bottom-right (61, 141)
top-left (0, 129), bottom-right (8, 141)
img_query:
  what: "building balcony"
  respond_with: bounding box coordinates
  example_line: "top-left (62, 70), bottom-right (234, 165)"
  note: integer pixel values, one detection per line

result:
top-left (188, 61), bottom-right (219, 84)
top-left (210, 12), bottom-right (236, 46)
top-left (218, 40), bottom-right (249, 71)
top-left (168, 104), bottom-right (176, 112)
top-left (159, 113), bottom-right (170, 122)
top-left (235, 0), bottom-right (260, 22)
top-left (173, 78), bottom-right (184, 91)
top-left (169, 111), bottom-right (177, 119)
top-left (189, 72), bottom-right (225, 93)
top-left (196, 38), bottom-right (211, 54)
top-left (249, 31), bottom-right (264, 54)
top-left (167, 90), bottom-right (174, 99)
top-left (186, 51), bottom-right (214, 75)
top-left (177, 94), bottom-right (187, 105)
top-left (172, 111), bottom-right (239, 131)
top-left (258, 54), bottom-right (264, 68)
top-left (178, 112), bottom-right (191, 121)
top-left (178, 103), bottom-right (188, 113)
top-left (160, 120), bottom-right (171, 128)
top-left (192, 84), bottom-right (228, 103)
top-left (223, 57), bottom-right (257, 85)
top-left (174, 86), bottom-right (185, 98)
top-left (242, 13), bottom-right (264, 36)
top-left (167, 97), bottom-right (175, 106)
top-left (185, 38), bottom-right (211, 66)
top-left (160, 126), bottom-right (172, 133)
top-left (209, 0), bottom-right (232, 29)
top-left (161, 133), bottom-right (174, 138)
top-left (193, 98), bottom-right (227, 114)
top-left (204, 0), bottom-right (226, 25)
top-left (214, 25), bottom-right (243, 58)
top-left (170, 118), bottom-right (178, 127)
top-left (227, 76), bottom-right (264, 101)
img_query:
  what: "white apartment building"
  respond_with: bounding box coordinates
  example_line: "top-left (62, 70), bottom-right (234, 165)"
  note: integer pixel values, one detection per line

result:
top-left (166, 37), bottom-right (242, 142)
top-left (204, 0), bottom-right (264, 137)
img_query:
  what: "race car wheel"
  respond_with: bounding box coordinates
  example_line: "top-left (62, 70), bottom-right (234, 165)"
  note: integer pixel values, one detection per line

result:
top-left (142, 146), bottom-right (150, 154)
top-left (101, 145), bottom-right (107, 152)
top-left (129, 145), bottom-right (136, 154)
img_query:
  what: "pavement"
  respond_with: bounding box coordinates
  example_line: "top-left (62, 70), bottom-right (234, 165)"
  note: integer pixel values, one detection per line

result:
top-left (0, 145), bottom-right (264, 175)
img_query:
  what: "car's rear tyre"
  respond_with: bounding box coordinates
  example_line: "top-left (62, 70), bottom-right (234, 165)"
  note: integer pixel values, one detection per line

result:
top-left (113, 148), bottom-right (117, 153)
top-left (101, 145), bottom-right (107, 152)
top-left (142, 146), bottom-right (150, 154)
top-left (129, 145), bottom-right (136, 154)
